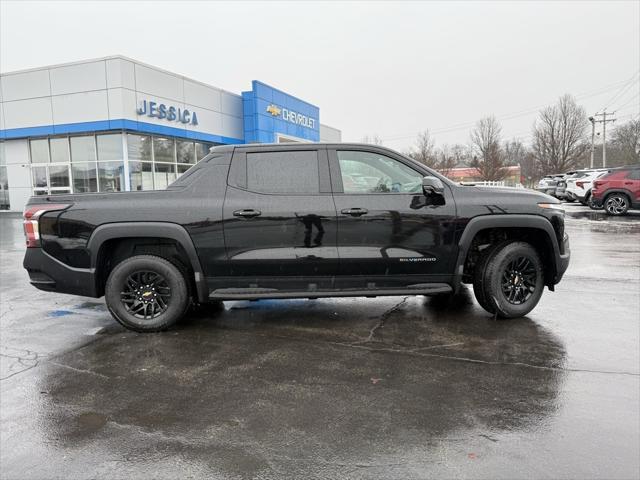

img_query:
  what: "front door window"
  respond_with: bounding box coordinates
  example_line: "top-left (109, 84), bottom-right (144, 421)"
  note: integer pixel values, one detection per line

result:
top-left (337, 150), bottom-right (423, 194)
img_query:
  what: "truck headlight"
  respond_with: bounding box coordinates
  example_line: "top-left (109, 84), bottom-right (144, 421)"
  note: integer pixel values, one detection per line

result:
top-left (538, 203), bottom-right (565, 214)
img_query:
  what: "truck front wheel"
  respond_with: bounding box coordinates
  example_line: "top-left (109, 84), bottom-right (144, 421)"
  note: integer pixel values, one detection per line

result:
top-left (105, 255), bottom-right (190, 332)
top-left (473, 241), bottom-right (544, 318)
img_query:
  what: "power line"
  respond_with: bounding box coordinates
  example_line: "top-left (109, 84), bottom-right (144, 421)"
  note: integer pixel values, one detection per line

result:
top-left (612, 91), bottom-right (640, 112)
top-left (380, 76), bottom-right (638, 143)
top-left (602, 70), bottom-right (639, 110)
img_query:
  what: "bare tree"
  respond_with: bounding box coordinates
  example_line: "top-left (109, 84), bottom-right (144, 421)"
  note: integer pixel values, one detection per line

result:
top-left (361, 134), bottom-right (383, 145)
top-left (504, 138), bottom-right (527, 166)
top-left (504, 138), bottom-right (537, 186)
top-left (450, 143), bottom-right (471, 166)
top-left (435, 144), bottom-right (461, 177)
top-left (469, 116), bottom-right (507, 181)
top-left (520, 151), bottom-right (538, 187)
top-left (611, 119), bottom-right (640, 165)
top-left (407, 131), bottom-right (437, 168)
top-left (531, 94), bottom-right (589, 174)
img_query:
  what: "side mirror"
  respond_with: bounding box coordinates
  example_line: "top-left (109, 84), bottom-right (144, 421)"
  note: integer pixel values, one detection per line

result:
top-left (422, 176), bottom-right (444, 195)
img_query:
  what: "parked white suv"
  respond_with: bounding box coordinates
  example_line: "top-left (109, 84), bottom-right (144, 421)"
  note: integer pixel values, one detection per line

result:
top-left (565, 169), bottom-right (609, 205)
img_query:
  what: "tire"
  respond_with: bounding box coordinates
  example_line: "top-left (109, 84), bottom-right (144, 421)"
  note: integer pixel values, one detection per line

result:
top-left (588, 196), bottom-right (601, 210)
top-left (474, 241), bottom-right (545, 318)
top-left (472, 242), bottom-right (510, 314)
top-left (105, 255), bottom-right (190, 332)
top-left (579, 191), bottom-right (591, 206)
top-left (604, 193), bottom-right (630, 216)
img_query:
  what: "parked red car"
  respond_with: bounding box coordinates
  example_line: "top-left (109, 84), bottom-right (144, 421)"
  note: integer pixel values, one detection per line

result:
top-left (592, 166), bottom-right (640, 215)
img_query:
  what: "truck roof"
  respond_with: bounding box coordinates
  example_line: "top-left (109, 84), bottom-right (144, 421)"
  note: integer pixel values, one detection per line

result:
top-left (212, 142), bottom-right (399, 152)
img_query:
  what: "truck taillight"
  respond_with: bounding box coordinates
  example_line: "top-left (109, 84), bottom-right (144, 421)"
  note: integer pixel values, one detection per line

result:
top-left (576, 181), bottom-right (585, 189)
top-left (23, 204), bottom-right (70, 248)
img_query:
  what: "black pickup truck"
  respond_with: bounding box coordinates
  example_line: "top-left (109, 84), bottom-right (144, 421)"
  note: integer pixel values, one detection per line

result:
top-left (23, 143), bottom-right (570, 332)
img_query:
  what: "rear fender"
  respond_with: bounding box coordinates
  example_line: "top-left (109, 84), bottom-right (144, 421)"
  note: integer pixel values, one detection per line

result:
top-left (87, 222), bottom-right (208, 302)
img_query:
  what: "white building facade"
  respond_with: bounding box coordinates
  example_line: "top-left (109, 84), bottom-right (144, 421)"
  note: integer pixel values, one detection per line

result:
top-left (0, 56), bottom-right (341, 212)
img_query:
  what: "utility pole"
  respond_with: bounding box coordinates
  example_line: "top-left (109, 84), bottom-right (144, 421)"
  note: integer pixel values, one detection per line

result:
top-left (593, 110), bottom-right (616, 168)
top-left (588, 116), bottom-right (596, 169)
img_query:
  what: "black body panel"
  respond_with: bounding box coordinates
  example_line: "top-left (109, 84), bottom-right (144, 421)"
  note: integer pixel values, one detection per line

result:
top-left (22, 143), bottom-right (570, 302)
top-left (327, 147), bottom-right (458, 282)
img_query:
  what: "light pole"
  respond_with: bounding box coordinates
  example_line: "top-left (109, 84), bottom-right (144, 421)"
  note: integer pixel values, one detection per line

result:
top-left (588, 116), bottom-right (595, 169)
top-left (593, 111), bottom-right (616, 168)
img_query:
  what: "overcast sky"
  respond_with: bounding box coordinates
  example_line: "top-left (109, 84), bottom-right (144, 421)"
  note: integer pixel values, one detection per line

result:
top-left (1, 1), bottom-right (638, 151)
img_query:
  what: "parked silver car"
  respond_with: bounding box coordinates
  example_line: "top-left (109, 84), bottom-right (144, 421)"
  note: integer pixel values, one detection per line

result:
top-left (565, 169), bottom-right (609, 205)
top-left (536, 174), bottom-right (565, 198)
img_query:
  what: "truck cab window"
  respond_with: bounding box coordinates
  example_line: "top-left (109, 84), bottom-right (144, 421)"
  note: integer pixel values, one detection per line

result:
top-left (337, 150), bottom-right (423, 194)
top-left (246, 151), bottom-right (319, 194)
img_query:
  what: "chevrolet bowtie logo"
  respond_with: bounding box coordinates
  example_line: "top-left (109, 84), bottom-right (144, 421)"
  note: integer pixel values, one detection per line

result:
top-left (266, 104), bottom-right (281, 116)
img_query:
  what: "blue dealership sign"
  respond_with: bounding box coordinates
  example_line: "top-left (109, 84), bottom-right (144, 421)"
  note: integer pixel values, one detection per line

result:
top-left (242, 81), bottom-right (320, 143)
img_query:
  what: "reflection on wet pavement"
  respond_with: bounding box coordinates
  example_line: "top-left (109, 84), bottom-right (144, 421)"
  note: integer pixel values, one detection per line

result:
top-left (32, 294), bottom-right (567, 478)
top-left (1, 213), bottom-right (638, 479)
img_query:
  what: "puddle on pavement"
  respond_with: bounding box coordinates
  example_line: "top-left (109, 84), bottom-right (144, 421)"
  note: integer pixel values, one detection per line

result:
top-left (47, 310), bottom-right (74, 318)
top-left (76, 412), bottom-right (108, 434)
top-left (566, 210), bottom-right (640, 222)
top-left (74, 302), bottom-right (108, 312)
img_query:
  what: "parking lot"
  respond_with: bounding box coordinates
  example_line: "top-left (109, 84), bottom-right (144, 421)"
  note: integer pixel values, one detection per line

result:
top-left (1, 207), bottom-right (639, 479)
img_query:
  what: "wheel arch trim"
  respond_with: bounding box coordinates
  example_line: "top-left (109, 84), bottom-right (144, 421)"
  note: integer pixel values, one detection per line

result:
top-left (454, 214), bottom-right (563, 291)
top-left (87, 222), bottom-right (208, 302)
top-left (603, 189), bottom-right (633, 201)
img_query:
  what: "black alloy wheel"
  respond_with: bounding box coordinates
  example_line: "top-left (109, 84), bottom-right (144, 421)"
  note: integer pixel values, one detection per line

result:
top-left (105, 255), bottom-right (190, 332)
top-left (500, 256), bottom-right (538, 305)
top-left (120, 270), bottom-right (172, 320)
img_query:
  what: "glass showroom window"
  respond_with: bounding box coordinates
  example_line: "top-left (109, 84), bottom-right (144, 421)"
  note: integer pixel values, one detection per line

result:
top-left (71, 135), bottom-right (98, 193)
top-left (48, 164), bottom-right (71, 194)
top-left (127, 134), bottom-right (152, 161)
top-left (195, 142), bottom-right (211, 161)
top-left (153, 137), bottom-right (177, 189)
top-left (153, 137), bottom-right (175, 163)
top-left (32, 166), bottom-right (49, 195)
top-left (98, 162), bottom-right (125, 192)
top-left (29, 138), bottom-right (71, 195)
top-left (128, 134), bottom-right (153, 190)
top-left (30, 139), bottom-right (50, 163)
top-left (97, 134), bottom-right (123, 161)
top-left (154, 162), bottom-right (176, 189)
top-left (49, 137), bottom-right (70, 163)
top-left (0, 142), bottom-right (9, 210)
top-left (97, 134), bottom-right (124, 193)
top-left (177, 140), bottom-right (195, 164)
top-left (29, 134), bottom-right (125, 195)
top-left (177, 140), bottom-right (195, 177)
top-left (129, 161), bottom-right (154, 191)
top-left (126, 134), bottom-right (213, 190)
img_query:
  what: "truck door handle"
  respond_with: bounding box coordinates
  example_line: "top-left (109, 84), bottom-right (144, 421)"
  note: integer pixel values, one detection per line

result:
top-left (624, 182), bottom-right (633, 185)
top-left (233, 209), bottom-right (261, 218)
top-left (341, 208), bottom-right (368, 217)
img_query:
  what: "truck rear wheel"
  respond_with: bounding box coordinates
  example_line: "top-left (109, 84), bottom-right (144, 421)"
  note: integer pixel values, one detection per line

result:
top-left (473, 241), bottom-right (544, 318)
top-left (105, 255), bottom-right (190, 332)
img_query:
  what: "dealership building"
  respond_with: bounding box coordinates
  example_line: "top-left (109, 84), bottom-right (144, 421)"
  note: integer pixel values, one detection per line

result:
top-left (0, 55), bottom-right (341, 212)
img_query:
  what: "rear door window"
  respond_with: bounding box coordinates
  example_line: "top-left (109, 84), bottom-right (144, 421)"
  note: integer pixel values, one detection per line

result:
top-left (246, 151), bottom-right (320, 194)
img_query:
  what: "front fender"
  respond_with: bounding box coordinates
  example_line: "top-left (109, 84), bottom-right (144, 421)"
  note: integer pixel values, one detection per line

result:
top-left (453, 214), bottom-right (569, 291)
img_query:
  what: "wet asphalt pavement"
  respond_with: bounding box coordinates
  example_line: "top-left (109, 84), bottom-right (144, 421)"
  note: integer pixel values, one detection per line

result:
top-left (1, 205), bottom-right (639, 479)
